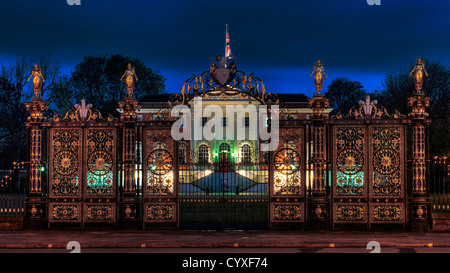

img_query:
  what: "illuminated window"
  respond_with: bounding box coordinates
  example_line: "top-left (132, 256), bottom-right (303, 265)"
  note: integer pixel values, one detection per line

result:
top-left (241, 144), bottom-right (251, 164)
top-left (198, 144), bottom-right (209, 164)
top-left (219, 142), bottom-right (230, 153)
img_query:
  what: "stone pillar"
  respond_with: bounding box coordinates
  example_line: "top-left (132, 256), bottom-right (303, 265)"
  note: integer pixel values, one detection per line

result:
top-left (407, 94), bottom-right (431, 231)
top-left (307, 94), bottom-right (329, 229)
top-left (24, 98), bottom-right (48, 227)
top-left (118, 97), bottom-right (141, 227)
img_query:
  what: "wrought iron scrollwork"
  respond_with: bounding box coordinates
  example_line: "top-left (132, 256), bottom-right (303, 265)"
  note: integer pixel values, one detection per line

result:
top-left (85, 129), bottom-right (115, 196)
top-left (331, 96), bottom-right (406, 120)
top-left (54, 150), bottom-right (78, 176)
top-left (335, 127), bottom-right (365, 196)
top-left (371, 127), bottom-right (402, 196)
top-left (372, 205), bottom-right (401, 222)
top-left (335, 205), bottom-right (366, 222)
top-left (51, 129), bottom-right (81, 197)
top-left (50, 204), bottom-right (80, 221)
top-left (273, 131), bottom-right (303, 196)
top-left (146, 130), bottom-right (175, 196)
top-left (148, 149), bottom-right (173, 175)
top-left (337, 148), bottom-right (364, 175)
top-left (57, 100), bottom-right (106, 122)
top-left (168, 56), bottom-right (279, 107)
top-left (274, 148), bottom-right (301, 175)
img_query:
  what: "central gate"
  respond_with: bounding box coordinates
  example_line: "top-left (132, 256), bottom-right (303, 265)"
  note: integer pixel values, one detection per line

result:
top-left (179, 141), bottom-right (269, 230)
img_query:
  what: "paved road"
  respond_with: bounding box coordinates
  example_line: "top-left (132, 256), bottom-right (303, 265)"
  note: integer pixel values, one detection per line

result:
top-left (1, 247), bottom-right (450, 253)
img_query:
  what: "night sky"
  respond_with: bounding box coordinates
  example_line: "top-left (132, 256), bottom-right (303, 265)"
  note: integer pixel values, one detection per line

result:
top-left (0, 0), bottom-right (449, 97)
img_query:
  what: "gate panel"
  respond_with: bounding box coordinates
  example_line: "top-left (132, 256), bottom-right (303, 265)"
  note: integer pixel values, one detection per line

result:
top-left (369, 125), bottom-right (405, 225)
top-left (48, 128), bottom-right (82, 224)
top-left (143, 129), bottom-right (177, 228)
top-left (49, 203), bottom-right (81, 223)
top-left (84, 128), bottom-right (116, 198)
top-left (49, 128), bottom-right (82, 199)
top-left (82, 128), bottom-right (117, 224)
top-left (332, 126), bottom-right (368, 226)
top-left (270, 126), bottom-right (305, 228)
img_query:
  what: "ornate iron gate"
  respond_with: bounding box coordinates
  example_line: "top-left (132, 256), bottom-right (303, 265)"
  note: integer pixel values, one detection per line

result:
top-left (179, 142), bottom-right (269, 230)
top-left (330, 124), bottom-right (407, 228)
top-left (142, 124), bottom-right (178, 229)
top-left (270, 123), bottom-right (305, 229)
top-left (47, 110), bottom-right (119, 228)
top-left (329, 106), bottom-right (407, 229)
top-left (23, 57), bottom-right (431, 231)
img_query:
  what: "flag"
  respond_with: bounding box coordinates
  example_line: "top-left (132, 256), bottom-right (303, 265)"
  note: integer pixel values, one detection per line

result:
top-left (226, 45), bottom-right (231, 59)
top-left (225, 24), bottom-right (232, 59)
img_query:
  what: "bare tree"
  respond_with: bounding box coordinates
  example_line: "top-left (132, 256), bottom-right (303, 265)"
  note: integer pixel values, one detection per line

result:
top-left (0, 56), bottom-right (62, 168)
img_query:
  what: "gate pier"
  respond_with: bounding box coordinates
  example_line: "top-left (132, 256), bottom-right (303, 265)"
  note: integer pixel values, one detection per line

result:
top-left (307, 94), bottom-right (330, 230)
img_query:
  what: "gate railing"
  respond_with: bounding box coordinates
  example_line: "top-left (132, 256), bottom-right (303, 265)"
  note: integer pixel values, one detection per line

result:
top-left (0, 194), bottom-right (25, 216)
top-left (429, 156), bottom-right (450, 213)
top-left (178, 159), bottom-right (269, 230)
top-left (0, 162), bottom-right (27, 217)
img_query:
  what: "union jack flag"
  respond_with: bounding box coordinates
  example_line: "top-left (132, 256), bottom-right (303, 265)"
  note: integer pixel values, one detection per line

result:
top-left (225, 24), bottom-right (232, 59)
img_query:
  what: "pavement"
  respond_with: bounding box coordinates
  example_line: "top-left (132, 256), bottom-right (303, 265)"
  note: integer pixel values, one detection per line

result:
top-left (0, 230), bottom-right (449, 249)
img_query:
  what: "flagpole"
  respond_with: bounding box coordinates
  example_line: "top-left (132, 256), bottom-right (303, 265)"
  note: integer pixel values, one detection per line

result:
top-left (225, 24), bottom-right (228, 57)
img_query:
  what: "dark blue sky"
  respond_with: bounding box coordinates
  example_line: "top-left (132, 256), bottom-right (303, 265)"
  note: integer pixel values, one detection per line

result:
top-left (0, 0), bottom-right (449, 97)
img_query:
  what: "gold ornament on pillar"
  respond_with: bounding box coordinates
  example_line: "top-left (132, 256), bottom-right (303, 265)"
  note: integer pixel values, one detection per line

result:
top-left (307, 95), bottom-right (329, 119)
top-left (409, 58), bottom-right (428, 95)
top-left (121, 63), bottom-right (139, 97)
top-left (309, 60), bottom-right (327, 95)
top-left (26, 64), bottom-right (45, 98)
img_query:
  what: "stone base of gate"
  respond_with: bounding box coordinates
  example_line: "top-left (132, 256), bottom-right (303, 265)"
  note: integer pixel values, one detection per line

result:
top-left (307, 201), bottom-right (330, 231)
top-left (331, 223), bottom-right (369, 231)
top-left (270, 222), bottom-right (305, 230)
top-left (307, 221), bottom-right (329, 231)
top-left (369, 223), bottom-right (407, 231)
top-left (432, 214), bottom-right (450, 231)
top-left (410, 221), bottom-right (431, 232)
top-left (0, 216), bottom-right (23, 230)
top-left (144, 222), bottom-right (177, 229)
top-left (24, 199), bottom-right (47, 230)
top-left (119, 199), bottom-right (141, 229)
top-left (409, 198), bottom-right (431, 232)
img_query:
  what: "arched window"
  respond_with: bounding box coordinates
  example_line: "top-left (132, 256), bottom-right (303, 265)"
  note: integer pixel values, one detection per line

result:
top-left (219, 142), bottom-right (230, 153)
top-left (198, 144), bottom-right (209, 164)
top-left (241, 144), bottom-right (251, 164)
